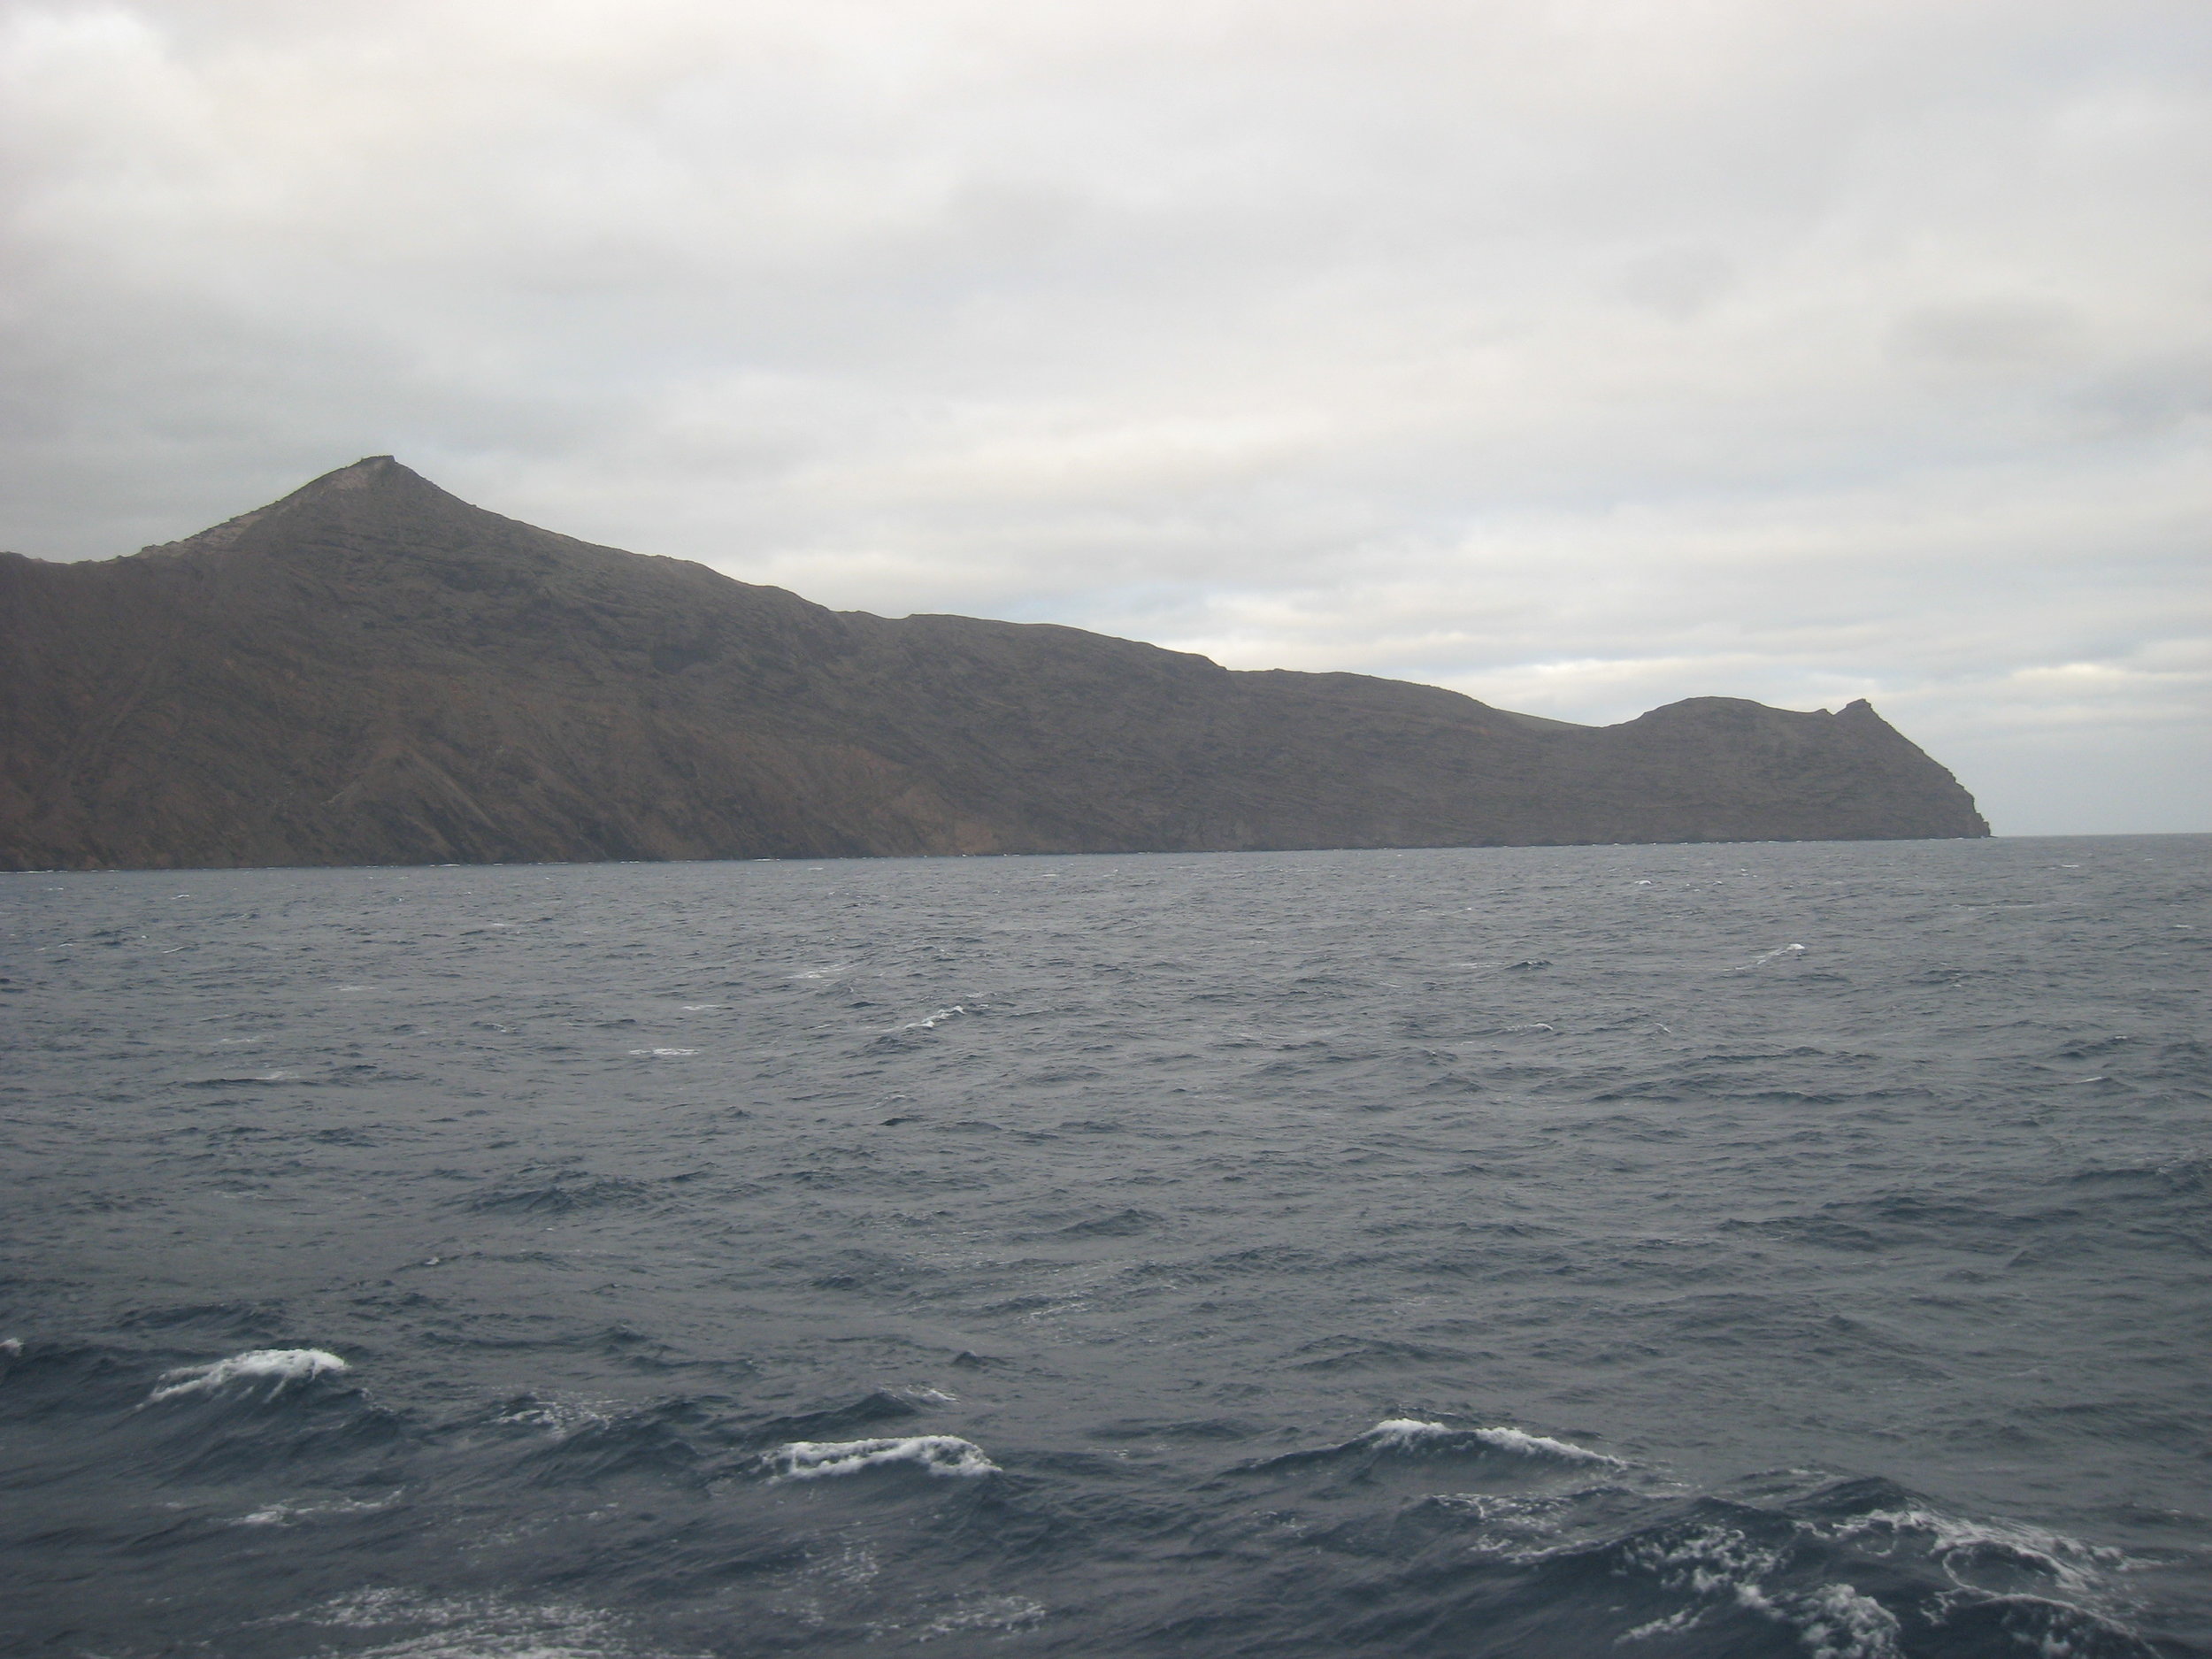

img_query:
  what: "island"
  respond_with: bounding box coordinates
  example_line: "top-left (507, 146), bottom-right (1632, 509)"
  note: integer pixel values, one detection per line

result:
top-left (0, 457), bottom-right (1989, 871)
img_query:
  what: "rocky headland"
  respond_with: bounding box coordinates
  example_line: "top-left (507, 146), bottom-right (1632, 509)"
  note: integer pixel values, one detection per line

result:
top-left (0, 457), bottom-right (1989, 871)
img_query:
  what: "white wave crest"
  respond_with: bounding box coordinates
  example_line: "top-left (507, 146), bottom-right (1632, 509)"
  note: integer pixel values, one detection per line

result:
top-left (1732, 943), bottom-right (1809, 972)
top-left (763, 1434), bottom-right (997, 1481)
top-left (146, 1348), bottom-right (349, 1403)
top-left (898, 1006), bottom-right (967, 1033)
top-left (235, 1492), bottom-right (397, 1526)
top-left (1363, 1417), bottom-right (1458, 1446)
top-left (495, 1394), bottom-right (622, 1438)
top-left (1362, 1418), bottom-right (1624, 1465)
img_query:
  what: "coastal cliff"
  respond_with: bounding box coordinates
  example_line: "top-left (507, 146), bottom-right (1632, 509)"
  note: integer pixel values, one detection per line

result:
top-left (0, 457), bottom-right (1989, 870)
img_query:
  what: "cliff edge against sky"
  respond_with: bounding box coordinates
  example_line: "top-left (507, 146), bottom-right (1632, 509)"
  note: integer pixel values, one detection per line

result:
top-left (0, 458), bottom-right (1989, 871)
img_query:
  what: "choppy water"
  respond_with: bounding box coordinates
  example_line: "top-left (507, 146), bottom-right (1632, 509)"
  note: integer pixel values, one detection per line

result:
top-left (4, 836), bottom-right (2208, 1659)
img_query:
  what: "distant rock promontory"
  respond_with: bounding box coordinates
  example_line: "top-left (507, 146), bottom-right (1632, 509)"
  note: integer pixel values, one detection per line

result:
top-left (0, 457), bottom-right (1989, 871)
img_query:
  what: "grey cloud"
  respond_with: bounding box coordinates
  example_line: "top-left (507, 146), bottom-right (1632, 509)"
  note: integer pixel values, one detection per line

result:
top-left (1890, 298), bottom-right (2086, 368)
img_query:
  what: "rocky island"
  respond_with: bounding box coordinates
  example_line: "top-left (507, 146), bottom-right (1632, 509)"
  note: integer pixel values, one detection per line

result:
top-left (0, 457), bottom-right (1988, 870)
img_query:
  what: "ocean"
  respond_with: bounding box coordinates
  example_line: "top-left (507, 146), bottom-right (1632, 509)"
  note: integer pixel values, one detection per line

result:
top-left (4, 834), bottom-right (2208, 1658)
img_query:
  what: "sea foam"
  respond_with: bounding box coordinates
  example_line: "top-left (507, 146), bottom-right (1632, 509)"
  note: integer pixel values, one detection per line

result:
top-left (1817, 1505), bottom-right (2126, 1599)
top-left (294, 1588), bottom-right (680, 1659)
top-left (146, 1348), bottom-right (349, 1403)
top-left (1622, 1523), bottom-right (1906, 1659)
top-left (762, 1434), bottom-right (998, 1481)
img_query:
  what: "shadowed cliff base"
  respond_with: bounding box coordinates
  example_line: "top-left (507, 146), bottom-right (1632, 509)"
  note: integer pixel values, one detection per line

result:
top-left (0, 458), bottom-right (1988, 872)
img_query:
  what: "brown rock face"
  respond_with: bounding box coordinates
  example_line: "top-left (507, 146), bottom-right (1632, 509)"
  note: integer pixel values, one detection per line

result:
top-left (0, 458), bottom-right (1989, 871)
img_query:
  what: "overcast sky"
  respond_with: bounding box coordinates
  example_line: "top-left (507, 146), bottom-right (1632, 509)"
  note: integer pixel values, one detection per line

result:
top-left (4, 1), bottom-right (2207, 834)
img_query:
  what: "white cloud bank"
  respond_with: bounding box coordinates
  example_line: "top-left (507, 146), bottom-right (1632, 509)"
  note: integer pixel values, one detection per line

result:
top-left (3, 0), bottom-right (2206, 832)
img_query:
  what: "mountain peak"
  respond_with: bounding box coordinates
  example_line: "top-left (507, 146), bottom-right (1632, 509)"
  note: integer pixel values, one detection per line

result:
top-left (134, 456), bottom-right (476, 560)
top-left (311, 454), bottom-right (403, 488)
top-left (285, 454), bottom-right (441, 502)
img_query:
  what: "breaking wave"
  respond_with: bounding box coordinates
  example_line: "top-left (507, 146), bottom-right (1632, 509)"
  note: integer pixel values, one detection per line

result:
top-left (761, 1435), bottom-right (999, 1481)
top-left (145, 1348), bottom-right (349, 1403)
top-left (1247, 1417), bottom-right (1627, 1477)
top-left (1361, 1418), bottom-right (1624, 1465)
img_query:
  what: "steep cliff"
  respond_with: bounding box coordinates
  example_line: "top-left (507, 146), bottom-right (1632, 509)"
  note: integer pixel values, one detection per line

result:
top-left (0, 457), bottom-right (1988, 870)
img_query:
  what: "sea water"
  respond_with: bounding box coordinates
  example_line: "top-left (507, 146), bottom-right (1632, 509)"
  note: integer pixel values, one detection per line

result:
top-left (3, 835), bottom-right (2207, 1657)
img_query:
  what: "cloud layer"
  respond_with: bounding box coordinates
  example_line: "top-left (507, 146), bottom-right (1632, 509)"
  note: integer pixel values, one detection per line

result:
top-left (4, 0), bottom-right (2207, 832)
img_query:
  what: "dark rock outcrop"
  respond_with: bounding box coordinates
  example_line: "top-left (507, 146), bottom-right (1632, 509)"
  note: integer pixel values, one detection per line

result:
top-left (0, 457), bottom-right (1989, 871)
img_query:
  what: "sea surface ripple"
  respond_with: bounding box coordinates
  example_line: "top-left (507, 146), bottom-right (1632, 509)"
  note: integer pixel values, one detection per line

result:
top-left (3, 835), bottom-right (2208, 1657)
